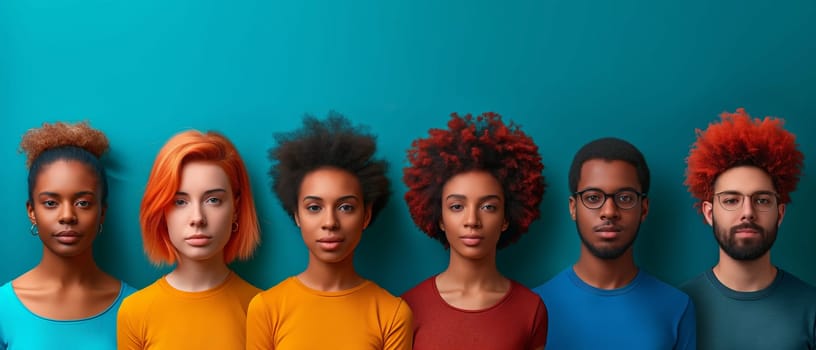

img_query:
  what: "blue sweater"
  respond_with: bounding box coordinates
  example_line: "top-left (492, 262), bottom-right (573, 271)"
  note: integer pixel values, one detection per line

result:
top-left (534, 267), bottom-right (696, 350)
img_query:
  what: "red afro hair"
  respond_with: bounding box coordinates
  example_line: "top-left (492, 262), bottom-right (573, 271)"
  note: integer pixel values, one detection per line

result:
top-left (403, 112), bottom-right (546, 249)
top-left (685, 108), bottom-right (803, 210)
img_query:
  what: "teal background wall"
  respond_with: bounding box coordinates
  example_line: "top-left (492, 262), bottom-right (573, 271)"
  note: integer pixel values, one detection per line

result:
top-left (2, 0), bottom-right (814, 295)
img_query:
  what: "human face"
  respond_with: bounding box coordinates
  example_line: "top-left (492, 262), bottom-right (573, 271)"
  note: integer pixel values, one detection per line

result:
top-left (439, 171), bottom-right (508, 260)
top-left (165, 161), bottom-right (236, 264)
top-left (569, 159), bottom-right (648, 260)
top-left (703, 166), bottom-right (785, 261)
top-left (27, 160), bottom-right (106, 258)
top-left (295, 167), bottom-right (371, 266)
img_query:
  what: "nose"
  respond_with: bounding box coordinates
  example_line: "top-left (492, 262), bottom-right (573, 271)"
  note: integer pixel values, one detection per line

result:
top-left (189, 204), bottom-right (207, 227)
top-left (58, 202), bottom-right (77, 225)
top-left (739, 195), bottom-right (757, 222)
top-left (321, 209), bottom-right (339, 230)
top-left (464, 206), bottom-right (482, 229)
top-left (599, 196), bottom-right (620, 221)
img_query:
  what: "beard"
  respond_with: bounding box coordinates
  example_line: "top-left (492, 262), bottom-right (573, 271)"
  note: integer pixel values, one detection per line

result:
top-left (576, 218), bottom-right (640, 260)
top-left (713, 219), bottom-right (777, 261)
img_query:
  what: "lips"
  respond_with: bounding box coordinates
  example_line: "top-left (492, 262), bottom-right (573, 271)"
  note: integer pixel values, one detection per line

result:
top-left (317, 238), bottom-right (344, 251)
top-left (459, 235), bottom-right (484, 247)
top-left (185, 234), bottom-right (212, 247)
top-left (54, 230), bottom-right (82, 244)
top-left (730, 223), bottom-right (764, 238)
top-left (594, 225), bottom-right (622, 239)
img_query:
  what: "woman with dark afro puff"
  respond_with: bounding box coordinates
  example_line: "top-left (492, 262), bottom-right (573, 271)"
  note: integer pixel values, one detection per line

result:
top-left (401, 112), bottom-right (548, 350)
top-left (0, 121), bottom-right (135, 349)
top-left (246, 112), bottom-right (412, 350)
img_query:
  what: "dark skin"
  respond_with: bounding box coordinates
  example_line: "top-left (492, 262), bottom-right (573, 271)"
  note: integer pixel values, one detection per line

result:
top-left (13, 160), bottom-right (120, 319)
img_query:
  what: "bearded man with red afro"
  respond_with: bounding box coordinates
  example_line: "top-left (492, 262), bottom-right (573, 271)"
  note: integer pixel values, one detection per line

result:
top-left (681, 108), bottom-right (816, 350)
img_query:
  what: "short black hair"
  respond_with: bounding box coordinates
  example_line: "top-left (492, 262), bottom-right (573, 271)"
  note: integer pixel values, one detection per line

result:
top-left (568, 137), bottom-right (650, 193)
top-left (268, 111), bottom-right (391, 224)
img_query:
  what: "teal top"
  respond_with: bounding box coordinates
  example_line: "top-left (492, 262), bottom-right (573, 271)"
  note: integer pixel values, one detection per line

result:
top-left (0, 280), bottom-right (136, 350)
top-left (682, 269), bottom-right (816, 350)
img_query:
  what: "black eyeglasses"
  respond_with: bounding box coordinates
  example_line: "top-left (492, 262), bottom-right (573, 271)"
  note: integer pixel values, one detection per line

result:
top-left (714, 191), bottom-right (779, 212)
top-left (573, 189), bottom-right (646, 210)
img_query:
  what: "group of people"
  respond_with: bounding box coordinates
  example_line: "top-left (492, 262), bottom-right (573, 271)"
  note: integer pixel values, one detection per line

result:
top-left (1, 108), bottom-right (814, 350)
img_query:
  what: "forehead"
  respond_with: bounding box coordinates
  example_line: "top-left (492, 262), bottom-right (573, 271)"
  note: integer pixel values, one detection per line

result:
top-left (178, 161), bottom-right (231, 191)
top-left (577, 159), bottom-right (641, 192)
top-left (299, 167), bottom-right (362, 199)
top-left (713, 166), bottom-right (775, 193)
top-left (34, 160), bottom-right (99, 192)
top-left (442, 170), bottom-right (503, 199)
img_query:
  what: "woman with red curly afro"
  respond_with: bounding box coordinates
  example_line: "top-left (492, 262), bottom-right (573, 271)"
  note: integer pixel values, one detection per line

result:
top-left (401, 112), bottom-right (548, 350)
top-left (0, 121), bottom-right (136, 349)
top-left (681, 108), bottom-right (816, 350)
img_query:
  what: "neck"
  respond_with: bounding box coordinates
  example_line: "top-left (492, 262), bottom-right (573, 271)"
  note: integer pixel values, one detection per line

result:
top-left (34, 246), bottom-right (106, 285)
top-left (713, 250), bottom-right (776, 292)
top-left (440, 250), bottom-right (505, 288)
top-left (298, 254), bottom-right (362, 292)
top-left (573, 246), bottom-right (638, 289)
top-left (167, 255), bottom-right (231, 292)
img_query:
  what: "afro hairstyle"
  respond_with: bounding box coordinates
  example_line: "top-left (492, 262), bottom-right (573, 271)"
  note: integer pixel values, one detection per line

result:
top-left (403, 112), bottom-right (546, 249)
top-left (685, 108), bottom-right (803, 209)
top-left (268, 111), bottom-right (391, 225)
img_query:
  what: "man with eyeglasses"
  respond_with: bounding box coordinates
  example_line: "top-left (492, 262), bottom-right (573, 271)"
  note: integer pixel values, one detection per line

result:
top-left (534, 137), bottom-right (696, 349)
top-left (681, 109), bottom-right (816, 349)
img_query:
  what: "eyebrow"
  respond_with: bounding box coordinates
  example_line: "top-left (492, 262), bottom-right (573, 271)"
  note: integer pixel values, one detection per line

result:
top-left (577, 187), bottom-right (640, 193)
top-left (37, 191), bottom-right (97, 198)
top-left (718, 190), bottom-right (776, 195)
top-left (445, 194), bottom-right (503, 202)
top-left (302, 195), bottom-right (361, 202)
top-left (175, 189), bottom-right (228, 196)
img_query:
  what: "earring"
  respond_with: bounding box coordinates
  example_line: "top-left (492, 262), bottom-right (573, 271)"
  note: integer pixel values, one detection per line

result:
top-left (30, 224), bottom-right (38, 236)
top-left (231, 222), bottom-right (239, 232)
top-left (98, 224), bottom-right (104, 234)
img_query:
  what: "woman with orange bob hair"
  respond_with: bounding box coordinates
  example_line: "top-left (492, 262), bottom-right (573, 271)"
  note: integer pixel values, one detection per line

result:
top-left (117, 130), bottom-right (261, 350)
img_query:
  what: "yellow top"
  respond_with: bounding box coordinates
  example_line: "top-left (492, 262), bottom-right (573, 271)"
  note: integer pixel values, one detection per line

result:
top-left (117, 272), bottom-right (260, 350)
top-left (246, 276), bottom-right (413, 350)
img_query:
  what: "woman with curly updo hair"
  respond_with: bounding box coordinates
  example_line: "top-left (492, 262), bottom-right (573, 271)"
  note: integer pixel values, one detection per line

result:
top-left (0, 121), bottom-right (135, 349)
top-left (401, 112), bottom-right (548, 350)
top-left (246, 112), bottom-right (412, 350)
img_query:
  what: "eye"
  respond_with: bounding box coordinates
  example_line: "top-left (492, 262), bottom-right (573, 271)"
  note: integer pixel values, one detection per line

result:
top-left (75, 200), bottom-right (91, 208)
top-left (583, 192), bottom-right (603, 204)
top-left (616, 192), bottom-right (635, 204)
top-left (306, 204), bottom-right (321, 212)
top-left (205, 197), bottom-right (222, 205)
top-left (448, 203), bottom-right (464, 212)
top-left (42, 200), bottom-right (58, 208)
top-left (481, 203), bottom-right (498, 212)
top-left (338, 204), bottom-right (354, 212)
top-left (720, 196), bottom-right (740, 205)
top-left (173, 198), bottom-right (188, 206)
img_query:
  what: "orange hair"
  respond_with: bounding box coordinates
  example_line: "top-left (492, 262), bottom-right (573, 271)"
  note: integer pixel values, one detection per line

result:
top-left (139, 130), bottom-right (261, 265)
top-left (685, 108), bottom-right (804, 210)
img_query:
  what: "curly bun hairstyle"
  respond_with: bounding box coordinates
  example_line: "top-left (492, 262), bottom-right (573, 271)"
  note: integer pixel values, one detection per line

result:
top-left (19, 121), bottom-right (110, 205)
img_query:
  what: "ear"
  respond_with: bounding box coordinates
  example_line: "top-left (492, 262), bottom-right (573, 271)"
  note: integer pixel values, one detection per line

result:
top-left (501, 218), bottom-right (509, 232)
top-left (99, 204), bottom-right (107, 224)
top-left (568, 196), bottom-right (577, 221)
top-left (293, 211), bottom-right (301, 228)
top-left (702, 200), bottom-right (714, 226)
top-left (776, 203), bottom-right (786, 227)
top-left (639, 197), bottom-right (649, 222)
top-left (27, 201), bottom-right (36, 225)
top-left (362, 203), bottom-right (373, 229)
